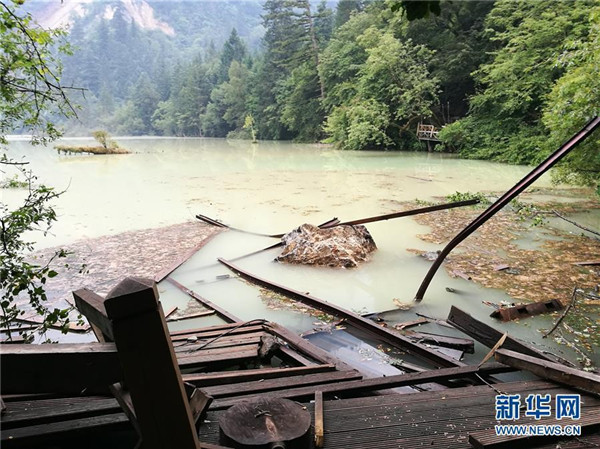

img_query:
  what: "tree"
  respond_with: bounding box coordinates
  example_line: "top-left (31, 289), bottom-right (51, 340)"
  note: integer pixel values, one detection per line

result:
top-left (441, 1), bottom-right (594, 163)
top-left (1, 0), bottom-right (80, 341)
top-left (324, 27), bottom-right (439, 150)
top-left (542, 7), bottom-right (600, 192)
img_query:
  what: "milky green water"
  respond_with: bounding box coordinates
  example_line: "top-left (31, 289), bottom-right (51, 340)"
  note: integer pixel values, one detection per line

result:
top-left (3, 137), bottom-right (585, 364)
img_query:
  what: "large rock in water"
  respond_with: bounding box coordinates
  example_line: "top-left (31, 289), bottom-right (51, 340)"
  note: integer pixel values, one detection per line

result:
top-left (276, 224), bottom-right (377, 268)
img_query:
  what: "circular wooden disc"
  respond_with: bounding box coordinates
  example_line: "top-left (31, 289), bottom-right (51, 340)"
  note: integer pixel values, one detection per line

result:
top-left (219, 398), bottom-right (311, 446)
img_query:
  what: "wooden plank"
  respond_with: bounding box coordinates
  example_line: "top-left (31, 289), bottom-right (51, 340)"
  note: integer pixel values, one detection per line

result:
top-left (211, 363), bottom-right (515, 409)
top-left (404, 331), bottom-right (475, 353)
top-left (166, 277), bottom-right (241, 323)
top-left (173, 333), bottom-right (264, 353)
top-left (202, 370), bottom-right (362, 399)
top-left (73, 288), bottom-right (114, 340)
top-left (104, 277), bottom-right (200, 449)
top-left (0, 397), bottom-right (120, 429)
top-left (469, 408), bottom-right (600, 448)
top-left (182, 364), bottom-right (335, 387)
top-left (164, 306), bottom-right (178, 319)
top-left (218, 261), bottom-right (463, 369)
top-left (267, 322), bottom-right (352, 371)
top-left (0, 343), bottom-right (120, 394)
top-left (167, 309), bottom-right (215, 322)
top-left (177, 347), bottom-right (259, 369)
top-left (315, 390), bottom-right (324, 448)
top-left (0, 413), bottom-right (130, 446)
top-left (277, 345), bottom-right (320, 367)
top-left (447, 306), bottom-right (553, 361)
top-left (494, 348), bottom-right (600, 394)
top-left (170, 325), bottom-right (265, 342)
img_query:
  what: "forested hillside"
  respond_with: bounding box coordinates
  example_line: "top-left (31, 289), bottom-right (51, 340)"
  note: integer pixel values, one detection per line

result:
top-left (33, 0), bottom-right (599, 190)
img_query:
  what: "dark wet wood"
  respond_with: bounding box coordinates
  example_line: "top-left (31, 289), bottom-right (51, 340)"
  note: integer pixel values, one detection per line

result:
top-left (202, 370), bottom-right (362, 399)
top-left (0, 343), bottom-right (120, 394)
top-left (404, 331), bottom-right (475, 353)
top-left (211, 362), bottom-right (515, 409)
top-left (494, 348), bottom-right (600, 394)
top-left (447, 306), bottom-right (554, 361)
top-left (104, 277), bottom-right (200, 449)
top-left (73, 288), bottom-right (114, 340)
top-left (182, 364), bottom-right (336, 387)
top-left (219, 398), bottom-right (312, 447)
top-left (490, 299), bottom-right (563, 322)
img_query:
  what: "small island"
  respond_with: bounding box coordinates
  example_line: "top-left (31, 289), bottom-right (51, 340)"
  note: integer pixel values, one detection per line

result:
top-left (55, 130), bottom-right (129, 155)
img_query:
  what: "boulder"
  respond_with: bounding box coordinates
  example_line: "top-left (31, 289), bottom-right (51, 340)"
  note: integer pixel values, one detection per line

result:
top-left (276, 224), bottom-right (377, 268)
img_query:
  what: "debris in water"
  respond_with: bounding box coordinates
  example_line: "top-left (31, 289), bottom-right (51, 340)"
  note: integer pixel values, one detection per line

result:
top-left (276, 223), bottom-right (377, 268)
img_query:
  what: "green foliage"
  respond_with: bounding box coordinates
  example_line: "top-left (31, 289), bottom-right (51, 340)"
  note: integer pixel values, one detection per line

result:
top-left (0, 174), bottom-right (27, 189)
top-left (91, 130), bottom-right (119, 149)
top-left (0, 0), bottom-right (76, 144)
top-left (443, 1), bottom-right (596, 166)
top-left (1, 0), bottom-right (79, 341)
top-left (324, 24), bottom-right (439, 150)
top-left (542, 7), bottom-right (600, 191)
top-left (445, 191), bottom-right (491, 207)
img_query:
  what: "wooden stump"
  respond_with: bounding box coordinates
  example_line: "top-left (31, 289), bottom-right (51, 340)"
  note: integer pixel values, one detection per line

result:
top-left (219, 398), bottom-right (311, 448)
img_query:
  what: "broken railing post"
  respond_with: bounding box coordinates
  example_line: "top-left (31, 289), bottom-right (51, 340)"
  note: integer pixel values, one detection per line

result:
top-left (415, 116), bottom-right (600, 301)
top-left (104, 277), bottom-right (200, 449)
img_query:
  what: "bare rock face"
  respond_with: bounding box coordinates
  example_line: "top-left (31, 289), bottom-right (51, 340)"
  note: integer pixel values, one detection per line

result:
top-left (276, 224), bottom-right (377, 268)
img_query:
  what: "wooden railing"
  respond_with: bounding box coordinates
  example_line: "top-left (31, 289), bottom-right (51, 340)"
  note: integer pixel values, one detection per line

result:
top-left (416, 123), bottom-right (440, 141)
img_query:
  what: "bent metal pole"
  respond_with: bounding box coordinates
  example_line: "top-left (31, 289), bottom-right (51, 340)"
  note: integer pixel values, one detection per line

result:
top-left (415, 116), bottom-right (600, 302)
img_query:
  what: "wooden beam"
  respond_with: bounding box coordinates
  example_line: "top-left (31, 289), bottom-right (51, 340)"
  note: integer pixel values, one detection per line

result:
top-left (404, 331), bottom-right (474, 353)
top-left (218, 260), bottom-right (463, 369)
top-left (182, 364), bottom-right (335, 387)
top-left (211, 363), bottom-right (515, 409)
top-left (166, 277), bottom-right (241, 323)
top-left (314, 390), bottom-right (324, 448)
top-left (104, 277), bottom-right (200, 449)
top-left (73, 289), bottom-right (114, 340)
top-left (447, 306), bottom-right (553, 361)
top-left (0, 343), bottom-right (120, 394)
top-left (494, 348), bottom-right (600, 394)
top-left (266, 322), bottom-right (352, 371)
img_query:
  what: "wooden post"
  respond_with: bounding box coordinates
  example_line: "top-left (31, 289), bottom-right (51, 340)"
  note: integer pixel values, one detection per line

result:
top-left (314, 390), bottom-right (324, 448)
top-left (104, 277), bottom-right (200, 449)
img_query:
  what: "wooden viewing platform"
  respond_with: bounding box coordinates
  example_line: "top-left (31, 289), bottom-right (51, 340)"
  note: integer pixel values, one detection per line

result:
top-left (1, 277), bottom-right (600, 448)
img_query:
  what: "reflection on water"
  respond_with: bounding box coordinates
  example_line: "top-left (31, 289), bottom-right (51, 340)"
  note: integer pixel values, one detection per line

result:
top-left (3, 137), bottom-right (585, 363)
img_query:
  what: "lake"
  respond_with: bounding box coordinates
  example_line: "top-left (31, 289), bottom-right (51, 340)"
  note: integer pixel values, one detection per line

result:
top-left (3, 136), bottom-right (594, 365)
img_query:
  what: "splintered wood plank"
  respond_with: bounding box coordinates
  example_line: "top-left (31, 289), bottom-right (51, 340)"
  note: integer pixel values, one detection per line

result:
top-left (202, 370), bottom-right (362, 399)
top-left (0, 343), bottom-right (120, 394)
top-left (447, 306), bottom-right (553, 361)
top-left (315, 390), bottom-right (324, 448)
top-left (182, 364), bottom-right (335, 387)
top-left (494, 349), bottom-right (600, 394)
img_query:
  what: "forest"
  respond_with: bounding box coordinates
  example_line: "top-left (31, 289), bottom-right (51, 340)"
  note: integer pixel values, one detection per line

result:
top-left (48, 0), bottom-right (600, 192)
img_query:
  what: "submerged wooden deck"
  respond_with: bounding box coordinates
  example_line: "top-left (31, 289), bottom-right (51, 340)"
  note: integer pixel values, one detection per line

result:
top-left (198, 379), bottom-right (600, 448)
top-left (2, 277), bottom-right (600, 448)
